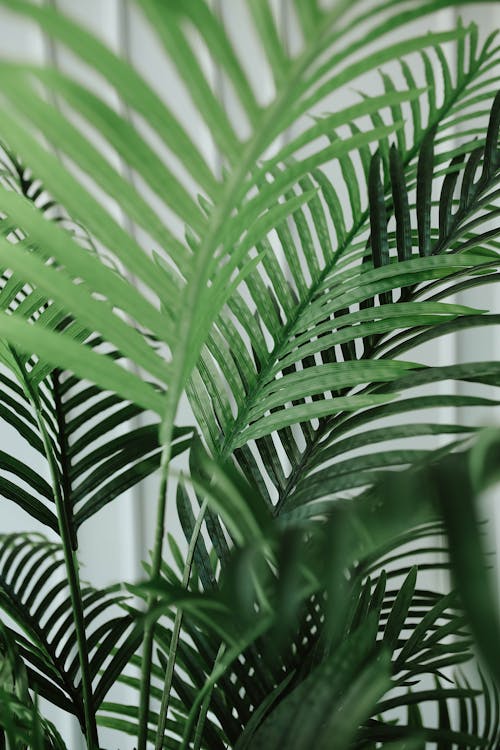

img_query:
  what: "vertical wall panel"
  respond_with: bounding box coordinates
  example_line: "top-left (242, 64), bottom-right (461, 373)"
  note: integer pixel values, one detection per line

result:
top-left (453, 4), bottom-right (500, 596)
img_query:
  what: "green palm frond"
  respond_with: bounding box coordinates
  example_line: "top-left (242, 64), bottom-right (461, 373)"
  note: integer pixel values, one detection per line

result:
top-left (0, 533), bottom-right (135, 731)
top-left (0, 149), bottom-right (191, 742)
top-left (0, 286), bottom-right (189, 533)
top-left (0, 148), bottom-right (191, 532)
top-left (0, 2), bottom-right (486, 444)
top-left (140, 395), bottom-right (499, 750)
top-left (184, 26), bottom-right (500, 519)
top-left (0, 684), bottom-right (66, 750)
top-left (227, 93), bottom-right (500, 520)
top-left (187, 23), bottom-right (499, 434)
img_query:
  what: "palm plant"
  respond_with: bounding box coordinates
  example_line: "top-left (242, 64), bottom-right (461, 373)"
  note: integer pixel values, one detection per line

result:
top-left (0, 0), bottom-right (499, 747)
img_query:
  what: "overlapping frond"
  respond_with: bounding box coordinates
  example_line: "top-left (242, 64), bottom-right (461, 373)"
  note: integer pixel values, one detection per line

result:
top-left (0, 148), bottom-right (192, 534)
top-left (187, 88), bottom-right (500, 524)
top-left (0, 148), bottom-right (190, 737)
top-left (276, 94), bottom-right (500, 514)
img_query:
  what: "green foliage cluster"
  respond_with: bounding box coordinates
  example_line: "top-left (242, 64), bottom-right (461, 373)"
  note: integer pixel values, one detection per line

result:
top-left (0, 1), bottom-right (499, 748)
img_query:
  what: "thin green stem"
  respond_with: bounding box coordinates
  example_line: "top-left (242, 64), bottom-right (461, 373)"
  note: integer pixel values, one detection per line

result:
top-left (180, 620), bottom-right (272, 750)
top-left (192, 684), bottom-right (214, 750)
top-left (35, 409), bottom-right (99, 749)
top-left (137, 440), bottom-right (172, 750)
top-left (181, 643), bottom-right (227, 750)
top-left (154, 498), bottom-right (209, 750)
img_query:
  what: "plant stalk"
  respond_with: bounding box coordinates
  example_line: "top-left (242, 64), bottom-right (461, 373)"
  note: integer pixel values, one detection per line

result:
top-left (154, 498), bottom-right (209, 750)
top-left (36, 410), bottom-right (99, 749)
top-left (13, 351), bottom-right (99, 749)
top-left (192, 680), bottom-right (215, 750)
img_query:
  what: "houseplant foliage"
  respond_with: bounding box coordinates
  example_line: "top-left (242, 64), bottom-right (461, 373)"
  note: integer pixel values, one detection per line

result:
top-left (0, 0), bottom-right (499, 747)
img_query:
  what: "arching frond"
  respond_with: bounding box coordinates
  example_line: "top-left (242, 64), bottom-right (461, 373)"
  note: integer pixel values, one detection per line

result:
top-left (0, 1), bottom-right (489, 448)
top-left (192, 91), bottom-right (500, 525)
top-left (0, 149), bottom-right (179, 535)
top-left (0, 533), bottom-right (136, 732)
top-left (185, 28), bottom-right (500, 516)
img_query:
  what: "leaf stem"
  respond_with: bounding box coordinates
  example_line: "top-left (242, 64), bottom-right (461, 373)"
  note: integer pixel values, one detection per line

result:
top-left (154, 498), bottom-right (209, 750)
top-left (192, 675), bottom-right (216, 750)
top-left (35, 407), bottom-right (99, 749)
top-left (137, 440), bottom-right (172, 750)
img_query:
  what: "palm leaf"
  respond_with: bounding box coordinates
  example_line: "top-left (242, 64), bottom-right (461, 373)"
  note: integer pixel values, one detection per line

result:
top-left (0, 1), bottom-right (483, 450)
top-left (0, 157), bottom-right (191, 532)
top-left (263, 94), bottom-right (500, 516)
top-left (0, 534), bottom-right (134, 729)
top-left (0, 150), bottom-right (193, 743)
top-left (185, 25), bottom-right (500, 499)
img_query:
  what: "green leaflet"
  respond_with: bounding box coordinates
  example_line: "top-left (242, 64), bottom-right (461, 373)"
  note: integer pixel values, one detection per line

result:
top-left (390, 144), bottom-right (412, 261)
top-left (0, 107), bottom-right (174, 308)
top-left (0, 534), bottom-right (133, 719)
top-left (187, 440), bottom-right (271, 546)
top-left (137, 1), bottom-right (241, 163)
top-left (0, 186), bottom-right (168, 338)
top-left (13, 67), bottom-right (206, 236)
top-left (383, 567), bottom-right (417, 652)
top-left (0, 73), bottom-right (193, 276)
top-left (0, 235), bottom-right (168, 383)
top-left (264, 88), bottom-right (426, 171)
top-left (369, 151), bottom-right (390, 272)
top-left (258, 359), bottom-right (418, 403)
top-left (235, 393), bottom-right (398, 447)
